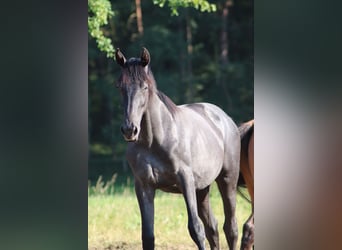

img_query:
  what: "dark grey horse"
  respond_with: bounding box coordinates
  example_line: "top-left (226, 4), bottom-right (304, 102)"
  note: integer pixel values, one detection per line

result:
top-left (115, 47), bottom-right (240, 250)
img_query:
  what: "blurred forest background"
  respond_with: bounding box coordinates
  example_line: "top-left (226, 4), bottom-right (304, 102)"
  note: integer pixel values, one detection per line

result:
top-left (88, 0), bottom-right (253, 186)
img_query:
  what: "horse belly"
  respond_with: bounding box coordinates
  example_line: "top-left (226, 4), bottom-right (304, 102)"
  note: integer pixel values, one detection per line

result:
top-left (190, 137), bottom-right (224, 189)
top-left (180, 102), bottom-right (230, 189)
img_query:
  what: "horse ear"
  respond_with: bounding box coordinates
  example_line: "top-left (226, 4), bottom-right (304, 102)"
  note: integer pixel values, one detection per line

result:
top-left (140, 47), bottom-right (150, 67)
top-left (115, 48), bottom-right (126, 67)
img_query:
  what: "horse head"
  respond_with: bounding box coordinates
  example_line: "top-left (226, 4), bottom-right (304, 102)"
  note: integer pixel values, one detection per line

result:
top-left (115, 47), bottom-right (154, 142)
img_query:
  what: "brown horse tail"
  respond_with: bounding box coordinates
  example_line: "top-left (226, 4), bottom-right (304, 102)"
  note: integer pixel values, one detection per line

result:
top-left (237, 120), bottom-right (254, 203)
top-left (239, 119), bottom-right (254, 143)
top-left (237, 186), bottom-right (251, 203)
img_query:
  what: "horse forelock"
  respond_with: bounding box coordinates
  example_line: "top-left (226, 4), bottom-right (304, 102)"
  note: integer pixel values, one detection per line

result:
top-left (118, 57), bottom-right (178, 116)
top-left (118, 58), bottom-right (156, 88)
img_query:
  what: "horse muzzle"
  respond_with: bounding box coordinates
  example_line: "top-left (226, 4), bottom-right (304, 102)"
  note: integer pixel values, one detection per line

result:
top-left (120, 123), bottom-right (139, 142)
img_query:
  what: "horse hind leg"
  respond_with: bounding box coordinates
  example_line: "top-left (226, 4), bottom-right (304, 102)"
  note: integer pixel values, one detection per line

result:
top-left (197, 186), bottom-right (220, 250)
top-left (216, 170), bottom-right (239, 250)
top-left (241, 213), bottom-right (254, 250)
top-left (240, 170), bottom-right (254, 250)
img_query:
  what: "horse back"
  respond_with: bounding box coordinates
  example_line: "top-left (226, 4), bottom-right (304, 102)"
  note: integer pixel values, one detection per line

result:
top-left (181, 102), bottom-right (239, 142)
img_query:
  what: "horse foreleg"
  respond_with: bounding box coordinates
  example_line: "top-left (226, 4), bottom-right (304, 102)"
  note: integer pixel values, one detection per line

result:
top-left (241, 213), bottom-right (254, 250)
top-left (216, 173), bottom-right (239, 250)
top-left (135, 181), bottom-right (156, 250)
top-left (197, 186), bottom-right (220, 250)
top-left (178, 168), bottom-right (206, 250)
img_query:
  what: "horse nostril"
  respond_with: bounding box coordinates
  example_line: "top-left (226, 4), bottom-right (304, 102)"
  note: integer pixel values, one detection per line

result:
top-left (133, 126), bottom-right (138, 136)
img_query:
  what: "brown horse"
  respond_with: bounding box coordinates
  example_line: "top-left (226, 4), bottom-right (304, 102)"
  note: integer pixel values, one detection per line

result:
top-left (238, 119), bottom-right (254, 250)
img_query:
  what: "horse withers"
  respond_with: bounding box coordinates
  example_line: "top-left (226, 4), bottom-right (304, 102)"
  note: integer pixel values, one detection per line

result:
top-left (115, 47), bottom-right (241, 250)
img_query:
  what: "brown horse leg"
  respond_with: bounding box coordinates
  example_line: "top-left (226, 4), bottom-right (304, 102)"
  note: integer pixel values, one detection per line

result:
top-left (240, 213), bottom-right (254, 250)
top-left (197, 186), bottom-right (220, 250)
top-left (216, 174), bottom-right (238, 250)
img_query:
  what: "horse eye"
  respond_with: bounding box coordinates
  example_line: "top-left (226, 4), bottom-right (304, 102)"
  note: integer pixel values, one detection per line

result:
top-left (143, 86), bottom-right (148, 90)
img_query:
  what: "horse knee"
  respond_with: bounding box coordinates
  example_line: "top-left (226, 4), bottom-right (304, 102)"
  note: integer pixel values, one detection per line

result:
top-left (223, 220), bottom-right (238, 240)
top-left (188, 221), bottom-right (205, 237)
top-left (188, 220), bottom-right (206, 245)
top-left (209, 217), bottom-right (219, 235)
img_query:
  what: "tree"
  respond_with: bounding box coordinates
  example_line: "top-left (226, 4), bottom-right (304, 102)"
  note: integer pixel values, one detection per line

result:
top-left (88, 0), bottom-right (217, 58)
top-left (88, 0), bottom-right (115, 58)
top-left (153, 0), bottom-right (216, 16)
top-left (135, 0), bottom-right (144, 36)
top-left (88, 0), bottom-right (253, 182)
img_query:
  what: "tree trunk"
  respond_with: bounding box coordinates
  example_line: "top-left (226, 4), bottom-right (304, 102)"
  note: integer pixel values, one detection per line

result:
top-left (219, 0), bottom-right (233, 111)
top-left (135, 0), bottom-right (143, 36)
top-left (178, 17), bottom-right (186, 104)
top-left (186, 12), bottom-right (193, 102)
top-left (220, 0), bottom-right (231, 64)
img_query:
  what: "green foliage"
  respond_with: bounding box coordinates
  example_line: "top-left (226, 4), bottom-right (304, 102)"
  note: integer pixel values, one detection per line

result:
top-left (88, 174), bottom-right (117, 196)
top-left (153, 0), bottom-right (217, 15)
top-left (88, 0), bottom-right (115, 58)
top-left (87, 0), bottom-right (216, 57)
top-left (89, 143), bottom-right (113, 155)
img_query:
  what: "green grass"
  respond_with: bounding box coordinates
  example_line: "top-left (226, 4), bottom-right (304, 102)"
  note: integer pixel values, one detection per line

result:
top-left (88, 180), bottom-right (251, 250)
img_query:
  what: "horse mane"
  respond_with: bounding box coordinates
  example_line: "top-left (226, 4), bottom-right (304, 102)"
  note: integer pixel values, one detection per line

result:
top-left (157, 91), bottom-right (178, 117)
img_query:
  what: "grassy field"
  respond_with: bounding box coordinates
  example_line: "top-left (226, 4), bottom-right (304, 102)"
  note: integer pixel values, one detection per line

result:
top-left (88, 180), bottom-right (251, 250)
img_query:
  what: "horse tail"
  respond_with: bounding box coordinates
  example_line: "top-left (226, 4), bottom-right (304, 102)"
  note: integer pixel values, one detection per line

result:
top-left (237, 120), bottom-right (254, 203)
top-left (237, 186), bottom-right (251, 203)
top-left (239, 119), bottom-right (254, 142)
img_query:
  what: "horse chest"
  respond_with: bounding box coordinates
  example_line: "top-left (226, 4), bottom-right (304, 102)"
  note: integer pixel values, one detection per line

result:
top-left (127, 146), bottom-right (178, 188)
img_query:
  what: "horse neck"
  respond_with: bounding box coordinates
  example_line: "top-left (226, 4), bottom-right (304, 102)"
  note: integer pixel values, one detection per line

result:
top-left (139, 91), bottom-right (175, 146)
